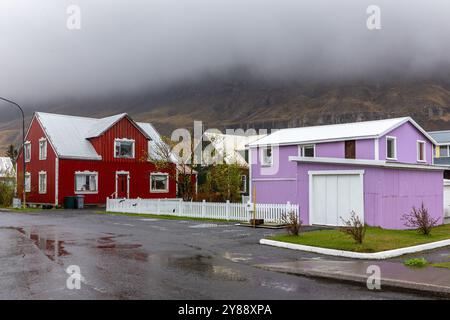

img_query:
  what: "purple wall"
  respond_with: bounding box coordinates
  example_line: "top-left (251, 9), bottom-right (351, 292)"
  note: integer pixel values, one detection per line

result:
top-left (379, 121), bottom-right (433, 164)
top-left (356, 139), bottom-right (375, 160)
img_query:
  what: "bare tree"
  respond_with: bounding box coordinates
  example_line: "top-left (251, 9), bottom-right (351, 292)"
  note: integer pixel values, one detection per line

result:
top-left (401, 203), bottom-right (440, 235)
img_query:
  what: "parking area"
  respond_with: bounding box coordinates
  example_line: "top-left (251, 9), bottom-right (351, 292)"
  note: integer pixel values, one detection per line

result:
top-left (0, 210), bottom-right (430, 299)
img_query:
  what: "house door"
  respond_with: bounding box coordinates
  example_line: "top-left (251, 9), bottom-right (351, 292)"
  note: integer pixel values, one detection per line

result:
top-left (116, 172), bottom-right (129, 198)
top-left (309, 171), bottom-right (364, 226)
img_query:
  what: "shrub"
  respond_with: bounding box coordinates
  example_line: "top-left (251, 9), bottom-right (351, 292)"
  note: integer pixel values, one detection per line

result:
top-left (404, 258), bottom-right (428, 268)
top-left (281, 211), bottom-right (302, 236)
top-left (0, 181), bottom-right (15, 207)
top-left (401, 203), bottom-right (440, 235)
top-left (339, 212), bottom-right (366, 244)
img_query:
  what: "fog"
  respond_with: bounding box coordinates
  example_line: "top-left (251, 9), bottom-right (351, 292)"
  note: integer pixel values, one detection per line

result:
top-left (1, 0), bottom-right (450, 106)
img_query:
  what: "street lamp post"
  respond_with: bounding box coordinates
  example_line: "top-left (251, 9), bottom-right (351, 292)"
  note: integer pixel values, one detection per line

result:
top-left (0, 97), bottom-right (26, 208)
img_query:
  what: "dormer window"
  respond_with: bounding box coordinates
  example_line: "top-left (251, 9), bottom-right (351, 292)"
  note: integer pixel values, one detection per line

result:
top-left (386, 136), bottom-right (397, 160)
top-left (39, 138), bottom-right (47, 160)
top-left (24, 141), bottom-right (31, 162)
top-left (417, 141), bottom-right (426, 162)
top-left (114, 139), bottom-right (135, 158)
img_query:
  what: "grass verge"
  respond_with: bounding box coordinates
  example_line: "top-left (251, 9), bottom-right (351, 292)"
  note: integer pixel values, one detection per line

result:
top-left (96, 211), bottom-right (238, 223)
top-left (268, 225), bottom-right (450, 253)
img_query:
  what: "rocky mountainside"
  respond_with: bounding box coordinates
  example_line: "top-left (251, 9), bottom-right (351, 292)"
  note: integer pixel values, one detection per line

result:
top-left (1, 74), bottom-right (450, 152)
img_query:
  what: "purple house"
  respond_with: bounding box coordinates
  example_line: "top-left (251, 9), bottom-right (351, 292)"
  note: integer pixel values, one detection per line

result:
top-left (249, 117), bottom-right (444, 229)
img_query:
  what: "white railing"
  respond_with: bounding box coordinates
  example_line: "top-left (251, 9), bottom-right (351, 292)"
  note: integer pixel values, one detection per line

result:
top-left (106, 198), bottom-right (299, 223)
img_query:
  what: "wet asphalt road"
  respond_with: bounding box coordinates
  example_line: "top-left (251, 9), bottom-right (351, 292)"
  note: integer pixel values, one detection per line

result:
top-left (0, 210), bottom-right (431, 299)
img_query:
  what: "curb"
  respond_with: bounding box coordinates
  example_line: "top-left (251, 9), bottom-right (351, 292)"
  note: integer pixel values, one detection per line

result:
top-left (256, 263), bottom-right (450, 298)
top-left (260, 238), bottom-right (450, 260)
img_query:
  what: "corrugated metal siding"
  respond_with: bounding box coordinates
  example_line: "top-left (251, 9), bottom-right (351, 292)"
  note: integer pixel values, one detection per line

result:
top-left (17, 117), bottom-right (57, 204)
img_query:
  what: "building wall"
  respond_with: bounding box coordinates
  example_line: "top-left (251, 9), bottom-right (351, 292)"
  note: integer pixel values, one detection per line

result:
top-left (379, 121), bottom-right (433, 164)
top-left (58, 159), bottom-right (176, 205)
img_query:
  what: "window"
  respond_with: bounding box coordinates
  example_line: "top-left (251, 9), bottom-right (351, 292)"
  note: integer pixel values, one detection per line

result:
top-left (38, 171), bottom-right (47, 194)
top-left (150, 173), bottom-right (169, 192)
top-left (240, 175), bottom-right (247, 193)
top-left (39, 138), bottom-right (47, 160)
top-left (299, 145), bottom-right (315, 157)
top-left (440, 145), bottom-right (450, 158)
top-left (75, 172), bottom-right (98, 193)
top-left (24, 142), bottom-right (31, 162)
top-left (386, 136), bottom-right (397, 160)
top-left (345, 140), bottom-right (356, 159)
top-left (417, 141), bottom-right (426, 162)
top-left (114, 139), bottom-right (135, 158)
top-left (261, 146), bottom-right (273, 166)
top-left (24, 173), bottom-right (31, 192)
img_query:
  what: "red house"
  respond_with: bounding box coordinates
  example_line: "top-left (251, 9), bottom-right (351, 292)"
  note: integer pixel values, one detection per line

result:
top-left (16, 112), bottom-right (178, 207)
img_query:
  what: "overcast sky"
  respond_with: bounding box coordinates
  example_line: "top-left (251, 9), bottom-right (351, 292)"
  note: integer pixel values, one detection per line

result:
top-left (1, 0), bottom-right (450, 105)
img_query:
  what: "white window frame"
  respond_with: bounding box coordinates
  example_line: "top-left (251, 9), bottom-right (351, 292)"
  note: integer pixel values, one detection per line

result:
top-left (114, 138), bottom-right (135, 159)
top-left (386, 136), bottom-right (397, 160)
top-left (150, 172), bottom-right (169, 193)
top-left (24, 172), bottom-right (31, 193)
top-left (74, 171), bottom-right (99, 194)
top-left (260, 146), bottom-right (273, 166)
top-left (417, 140), bottom-right (426, 162)
top-left (39, 138), bottom-right (47, 160)
top-left (24, 141), bottom-right (31, 163)
top-left (298, 144), bottom-right (315, 157)
top-left (240, 175), bottom-right (247, 194)
top-left (38, 171), bottom-right (47, 194)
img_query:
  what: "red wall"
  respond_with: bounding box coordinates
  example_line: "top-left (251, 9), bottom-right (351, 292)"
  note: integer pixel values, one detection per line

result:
top-left (58, 159), bottom-right (176, 205)
top-left (17, 117), bottom-right (57, 204)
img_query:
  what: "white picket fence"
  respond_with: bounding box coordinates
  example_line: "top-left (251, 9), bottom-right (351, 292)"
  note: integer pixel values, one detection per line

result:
top-left (106, 198), bottom-right (299, 223)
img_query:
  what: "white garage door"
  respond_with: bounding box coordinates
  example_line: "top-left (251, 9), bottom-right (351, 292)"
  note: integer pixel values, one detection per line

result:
top-left (309, 171), bottom-right (364, 226)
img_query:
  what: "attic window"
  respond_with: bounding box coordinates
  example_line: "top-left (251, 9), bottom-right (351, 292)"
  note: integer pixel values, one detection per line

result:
top-left (299, 145), bottom-right (315, 157)
top-left (261, 146), bottom-right (273, 166)
top-left (39, 138), bottom-right (47, 160)
top-left (114, 139), bottom-right (135, 158)
top-left (417, 141), bottom-right (426, 162)
top-left (386, 136), bottom-right (397, 160)
top-left (24, 142), bottom-right (31, 162)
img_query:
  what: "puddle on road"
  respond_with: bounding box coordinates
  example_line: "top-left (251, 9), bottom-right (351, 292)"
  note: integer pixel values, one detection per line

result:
top-left (223, 252), bottom-right (253, 263)
top-left (16, 226), bottom-right (70, 264)
top-left (95, 233), bottom-right (148, 262)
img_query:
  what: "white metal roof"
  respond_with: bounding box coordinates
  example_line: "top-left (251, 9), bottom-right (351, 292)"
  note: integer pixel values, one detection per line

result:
top-left (248, 117), bottom-right (435, 147)
top-left (0, 157), bottom-right (14, 177)
top-left (35, 112), bottom-right (158, 160)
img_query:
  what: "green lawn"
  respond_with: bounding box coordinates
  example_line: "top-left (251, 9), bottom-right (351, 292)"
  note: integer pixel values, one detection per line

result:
top-left (97, 211), bottom-right (237, 223)
top-left (268, 225), bottom-right (450, 253)
top-left (431, 262), bottom-right (450, 270)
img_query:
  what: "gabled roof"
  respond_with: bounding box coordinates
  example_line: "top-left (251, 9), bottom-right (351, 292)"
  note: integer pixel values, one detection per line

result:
top-left (34, 112), bottom-right (155, 160)
top-left (249, 117), bottom-right (436, 147)
top-left (428, 130), bottom-right (450, 145)
top-left (0, 157), bottom-right (14, 177)
top-left (204, 132), bottom-right (266, 166)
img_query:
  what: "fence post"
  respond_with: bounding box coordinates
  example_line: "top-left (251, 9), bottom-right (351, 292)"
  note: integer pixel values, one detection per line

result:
top-left (226, 200), bottom-right (230, 221)
top-left (179, 199), bottom-right (183, 216)
top-left (157, 199), bottom-right (160, 215)
top-left (202, 199), bottom-right (206, 218)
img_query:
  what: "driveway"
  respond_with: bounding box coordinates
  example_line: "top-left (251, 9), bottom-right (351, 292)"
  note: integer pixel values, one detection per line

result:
top-left (0, 210), bottom-right (430, 299)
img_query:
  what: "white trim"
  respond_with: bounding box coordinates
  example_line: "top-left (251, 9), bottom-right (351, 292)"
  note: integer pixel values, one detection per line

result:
top-left (150, 172), bottom-right (170, 193)
top-left (260, 238), bottom-right (450, 260)
top-left (114, 138), bottom-right (135, 159)
top-left (55, 158), bottom-right (59, 206)
top-left (417, 140), bottom-right (426, 163)
top-left (38, 171), bottom-right (47, 194)
top-left (38, 138), bottom-right (47, 160)
top-left (374, 138), bottom-right (379, 160)
top-left (386, 136), bottom-right (397, 160)
top-left (298, 144), bottom-right (315, 157)
top-left (24, 141), bottom-right (31, 163)
top-left (308, 170), bottom-right (365, 227)
top-left (289, 156), bottom-right (445, 171)
top-left (24, 172), bottom-right (31, 193)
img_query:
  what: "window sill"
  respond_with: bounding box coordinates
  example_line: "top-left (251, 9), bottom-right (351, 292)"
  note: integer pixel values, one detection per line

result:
top-left (386, 158), bottom-right (397, 161)
top-left (417, 160), bottom-right (427, 163)
top-left (260, 164), bottom-right (273, 167)
top-left (150, 190), bottom-right (169, 193)
top-left (75, 191), bottom-right (98, 195)
top-left (38, 192), bottom-right (47, 194)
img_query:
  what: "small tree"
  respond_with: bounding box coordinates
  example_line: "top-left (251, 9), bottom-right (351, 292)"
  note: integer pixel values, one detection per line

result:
top-left (339, 212), bottom-right (366, 244)
top-left (5, 144), bottom-right (18, 165)
top-left (199, 164), bottom-right (243, 202)
top-left (281, 211), bottom-right (302, 236)
top-left (401, 203), bottom-right (440, 235)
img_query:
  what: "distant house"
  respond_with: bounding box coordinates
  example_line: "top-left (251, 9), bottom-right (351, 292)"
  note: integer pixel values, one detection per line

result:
top-left (203, 132), bottom-right (266, 196)
top-left (249, 117), bottom-right (444, 229)
top-left (16, 112), bottom-right (180, 207)
top-left (428, 130), bottom-right (450, 177)
top-left (0, 157), bottom-right (15, 185)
